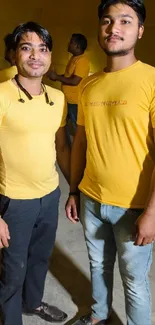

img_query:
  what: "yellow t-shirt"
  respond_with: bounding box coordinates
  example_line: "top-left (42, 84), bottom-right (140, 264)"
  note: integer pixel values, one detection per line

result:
top-left (77, 61), bottom-right (155, 208)
top-left (62, 54), bottom-right (89, 104)
top-left (0, 66), bottom-right (17, 82)
top-left (0, 80), bottom-right (67, 199)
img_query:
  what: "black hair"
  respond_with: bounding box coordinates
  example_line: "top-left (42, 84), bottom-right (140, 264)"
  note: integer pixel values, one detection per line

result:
top-left (11, 21), bottom-right (53, 51)
top-left (98, 0), bottom-right (146, 25)
top-left (72, 33), bottom-right (87, 52)
top-left (4, 33), bottom-right (13, 52)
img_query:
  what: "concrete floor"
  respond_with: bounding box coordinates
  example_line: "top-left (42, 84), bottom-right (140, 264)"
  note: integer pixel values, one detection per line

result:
top-left (23, 171), bottom-right (155, 325)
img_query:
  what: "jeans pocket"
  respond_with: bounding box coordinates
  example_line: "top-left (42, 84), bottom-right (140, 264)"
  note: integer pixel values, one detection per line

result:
top-left (0, 195), bottom-right (11, 217)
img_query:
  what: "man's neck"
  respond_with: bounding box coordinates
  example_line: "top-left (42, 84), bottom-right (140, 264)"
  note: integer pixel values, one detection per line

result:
top-left (105, 53), bottom-right (137, 73)
top-left (16, 74), bottom-right (43, 96)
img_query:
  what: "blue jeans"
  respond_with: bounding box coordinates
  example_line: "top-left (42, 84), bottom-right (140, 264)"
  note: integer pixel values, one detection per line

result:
top-left (67, 103), bottom-right (77, 133)
top-left (80, 193), bottom-right (152, 325)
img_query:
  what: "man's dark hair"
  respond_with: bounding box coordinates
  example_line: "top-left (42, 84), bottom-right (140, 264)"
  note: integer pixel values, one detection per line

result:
top-left (98, 0), bottom-right (146, 25)
top-left (4, 33), bottom-right (13, 52)
top-left (11, 21), bottom-right (53, 51)
top-left (72, 33), bottom-right (88, 52)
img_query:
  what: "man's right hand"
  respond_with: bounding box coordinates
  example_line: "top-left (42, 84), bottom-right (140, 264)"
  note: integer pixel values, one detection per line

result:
top-left (65, 195), bottom-right (80, 224)
top-left (0, 218), bottom-right (10, 248)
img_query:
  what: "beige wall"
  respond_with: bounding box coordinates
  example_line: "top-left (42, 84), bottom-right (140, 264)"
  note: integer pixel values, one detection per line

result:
top-left (0, 1), bottom-right (154, 85)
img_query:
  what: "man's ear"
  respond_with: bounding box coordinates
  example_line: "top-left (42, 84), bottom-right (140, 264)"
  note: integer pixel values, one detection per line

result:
top-left (138, 25), bottom-right (144, 39)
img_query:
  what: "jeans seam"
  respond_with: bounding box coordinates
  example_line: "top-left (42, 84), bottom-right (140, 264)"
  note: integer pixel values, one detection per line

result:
top-left (144, 245), bottom-right (152, 323)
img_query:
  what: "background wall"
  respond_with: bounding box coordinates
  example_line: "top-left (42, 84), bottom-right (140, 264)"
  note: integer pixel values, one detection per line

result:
top-left (0, 0), bottom-right (154, 88)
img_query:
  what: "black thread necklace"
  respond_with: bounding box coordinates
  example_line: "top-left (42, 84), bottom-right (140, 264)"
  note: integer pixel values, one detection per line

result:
top-left (15, 74), bottom-right (43, 100)
top-left (14, 74), bottom-right (54, 106)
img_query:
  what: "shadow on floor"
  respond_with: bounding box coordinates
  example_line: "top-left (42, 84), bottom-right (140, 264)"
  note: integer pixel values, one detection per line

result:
top-left (49, 245), bottom-right (124, 325)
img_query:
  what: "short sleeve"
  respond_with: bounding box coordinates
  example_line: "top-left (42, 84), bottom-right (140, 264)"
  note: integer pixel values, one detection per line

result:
top-left (0, 66), bottom-right (17, 83)
top-left (60, 96), bottom-right (67, 127)
top-left (74, 57), bottom-right (89, 78)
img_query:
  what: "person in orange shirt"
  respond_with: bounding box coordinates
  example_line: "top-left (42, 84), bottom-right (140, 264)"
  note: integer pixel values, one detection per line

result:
top-left (4, 33), bottom-right (15, 66)
top-left (0, 33), bottom-right (17, 82)
top-left (48, 34), bottom-right (90, 134)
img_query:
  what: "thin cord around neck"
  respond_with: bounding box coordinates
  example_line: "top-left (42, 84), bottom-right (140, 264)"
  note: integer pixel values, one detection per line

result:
top-left (14, 74), bottom-right (54, 106)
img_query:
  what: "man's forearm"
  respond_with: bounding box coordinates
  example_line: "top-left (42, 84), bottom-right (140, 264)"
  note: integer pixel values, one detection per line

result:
top-left (57, 144), bottom-right (71, 184)
top-left (48, 70), bottom-right (81, 86)
top-left (145, 171), bottom-right (155, 215)
top-left (56, 75), bottom-right (76, 86)
top-left (70, 136), bottom-right (87, 192)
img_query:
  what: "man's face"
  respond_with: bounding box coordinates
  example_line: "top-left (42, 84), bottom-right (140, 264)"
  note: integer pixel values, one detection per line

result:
top-left (98, 3), bottom-right (144, 56)
top-left (15, 32), bottom-right (51, 78)
top-left (68, 37), bottom-right (78, 54)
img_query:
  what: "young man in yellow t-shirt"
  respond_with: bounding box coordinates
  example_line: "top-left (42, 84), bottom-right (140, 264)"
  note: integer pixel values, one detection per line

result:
top-left (0, 33), bottom-right (17, 82)
top-left (66, 1), bottom-right (155, 325)
top-left (48, 34), bottom-right (90, 134)
top-left (0, 22), bottom-right (70, 325)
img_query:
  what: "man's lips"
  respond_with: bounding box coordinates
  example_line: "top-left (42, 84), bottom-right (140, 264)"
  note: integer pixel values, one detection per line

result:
top-left (106, 35), bottom-right (124, 41)
top-left (28, 62), bottom-right (43, 69)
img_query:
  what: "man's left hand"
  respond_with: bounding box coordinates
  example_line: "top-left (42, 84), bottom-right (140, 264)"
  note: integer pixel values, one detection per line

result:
top-left (133, 212), bottom-right (155, 246)
top-left (47, 70), bottom-right (58, 81)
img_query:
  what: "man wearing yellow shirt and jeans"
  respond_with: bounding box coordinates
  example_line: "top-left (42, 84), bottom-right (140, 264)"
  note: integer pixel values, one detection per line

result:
top-left (48, 34), bottom-right (89, 133)
top-left (0, 22), bottom-right (70, 325)
top-left (66, 1), bottom-right (155, 325)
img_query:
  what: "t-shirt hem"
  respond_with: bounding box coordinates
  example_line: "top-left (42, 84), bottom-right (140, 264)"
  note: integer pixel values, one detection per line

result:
top-left (0, 183), bottom-right (59, 200)
top-left (60, 122), bottom-right (66, 127)
top-left (66, 99), bottom-right (78, 104)
top-left (79, 187), bottom-right (145, 209)
top-left (77, 121), bottom-right (85, 126)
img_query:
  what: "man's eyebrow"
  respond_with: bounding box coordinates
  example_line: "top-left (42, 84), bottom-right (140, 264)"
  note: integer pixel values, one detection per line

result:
top-left (18, 42), bottom-right (47, 47)
top-left (102, 14), bottom-right (133, 19)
